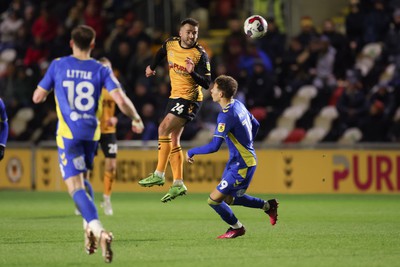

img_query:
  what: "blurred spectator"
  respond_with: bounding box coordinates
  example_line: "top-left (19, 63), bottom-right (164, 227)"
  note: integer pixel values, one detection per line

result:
top-left (388, 108), bottom-right (400, 141)
top-left (245, 59), bottom-right (276, 109)
top-left (5, 65), bottom-right (36, 109)
top-left (360, 99), bottom-right (388, 141)
top-left (140, 103), bottom-right (158, 141)
top-left (238, 40), bottom-right (273, 79)
top-left (125, 20), bottom-right (152, 54)
top-left (127, 39), bottom-right (153, 86)
top-left (83, 0), bottom-right (106, 43)
top-left (257, 17), bottom-right (286, 70)
top-left (49, 25), bottom-right (71, 59)
top-left (0, 9), bottom-right (23, 47)
top-left (368, 82), bottom-right (396, 118)
top-left (209, 0), bottom-right (238, 28)
top-left (296, 16), bottom-right (319, 47)
top-left (153, 82), bottom-right (170, 122)
top-left (346, 1), bottom-right (365, 55)
top-left (363, 0), bottom-right (391, 43)
top-left (23, 36), bottom-right (48, 67)
top-left (312, 36), bottom-right (337, 90)
top-left (108, 40), bottom-right (132, 85)
top-left (336, 73), bottom-right (368, 129)
top-left (104, 18), bottom-right (126, 53)
top-left (385, 9), bottom-right (400, 88)
top-left (215, 15), bottom-right (246, 81)
top-left (129, 81), bottom-right (155, 116)
top-left (31, 4), bottom-right (58, 43)
top-left (322, 19), bottom-right (350, 79)
top-left (64, 5), bottom-right (84, 32)
top-left (280, 37), bottom-right (306, 90)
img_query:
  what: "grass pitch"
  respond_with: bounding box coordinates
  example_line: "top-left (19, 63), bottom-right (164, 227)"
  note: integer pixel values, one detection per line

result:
top-left (0, 192), bottom-right (399, 267)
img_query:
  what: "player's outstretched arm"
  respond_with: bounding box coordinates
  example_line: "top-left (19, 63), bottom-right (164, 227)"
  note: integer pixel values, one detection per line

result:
top-left (187, 136), bottom-right (224, 160)
top-left (110, 89), bottom-right (144, 134)
top-left (145, 44), bottom-right (167, 78)
top-left (32, 87), bottom-right (50, 104)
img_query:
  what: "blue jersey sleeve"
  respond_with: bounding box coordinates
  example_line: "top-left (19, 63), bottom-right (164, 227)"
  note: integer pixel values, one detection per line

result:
top-left (214, 112), bottom-right (232, 139)
top-left (0, 99), bottom-right (9, 146)
top-left (38, 59), bottom-right (56, 91)
top-left (101, 66), bottom-right (121, 93)
top-left (187, 136), bottom-right (224, 157)
top-left (187, 112), bottom-right (229, 157)
top-left (250, 113), bottom-right (260, 140)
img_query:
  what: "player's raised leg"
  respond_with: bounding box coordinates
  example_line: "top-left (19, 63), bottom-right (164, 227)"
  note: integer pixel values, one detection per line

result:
top-left (138, 135), bottom-right (169, 186)
top-left (230, 195), bottom-right (279, 225)
top-left (161, 126), bottom-right (188, 202)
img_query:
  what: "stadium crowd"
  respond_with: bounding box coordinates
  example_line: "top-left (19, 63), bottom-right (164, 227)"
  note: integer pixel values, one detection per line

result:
top-left (1, 0), bottom-right (400, 143)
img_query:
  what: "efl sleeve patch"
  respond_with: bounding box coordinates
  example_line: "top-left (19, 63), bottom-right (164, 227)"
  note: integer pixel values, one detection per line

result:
top-left (217, 123), bottom-right (225, 132)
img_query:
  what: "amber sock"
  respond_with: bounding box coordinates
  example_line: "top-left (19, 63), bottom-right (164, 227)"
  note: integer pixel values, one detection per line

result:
top-left (156, 136), bottom-right (172, 173)
top-left (103, 171), bottom-right (115, 197)
top-left (169, 146), bottom-right (183, 180)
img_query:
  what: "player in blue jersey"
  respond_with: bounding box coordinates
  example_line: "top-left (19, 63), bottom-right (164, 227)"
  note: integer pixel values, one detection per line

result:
top-left (186, 75), bottom-right (278, 239)
top-left (32, 25), bottom-right (144, 263)
top-left (0, 98), bottom-right (8, 161)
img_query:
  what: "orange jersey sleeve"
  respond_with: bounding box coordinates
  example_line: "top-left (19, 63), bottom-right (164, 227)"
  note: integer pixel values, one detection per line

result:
top-left (100, 88), bottom-right (117, 134)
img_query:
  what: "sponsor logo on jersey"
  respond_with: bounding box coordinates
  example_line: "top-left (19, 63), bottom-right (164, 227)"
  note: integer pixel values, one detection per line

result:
top-left (236, 189), bottom-right (246, 197)
top-left (70, 111), bottom-right (95, 121)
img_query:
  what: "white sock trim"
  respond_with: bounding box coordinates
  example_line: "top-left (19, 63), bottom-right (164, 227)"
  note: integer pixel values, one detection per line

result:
top-left (263, 201), bottom-right (270, 211)
top-left (88, 219), bottom-right (104, 238)
top-left (154, 170), bottom-right (165, 178)
top-left (173, 179), bottom-right (183, 186)
top-left (230, 221), bottom-right (243, 229)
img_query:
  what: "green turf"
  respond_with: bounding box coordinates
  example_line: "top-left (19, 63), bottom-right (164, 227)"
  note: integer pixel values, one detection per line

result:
top-left (0, 192), bottom-right (399, 267)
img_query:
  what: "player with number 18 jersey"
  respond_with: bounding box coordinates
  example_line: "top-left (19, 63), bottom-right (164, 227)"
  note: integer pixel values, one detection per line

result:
top-left (38, 56), bottom-right (121, 180)
top-left (38, 56), bottom-right (121, 141)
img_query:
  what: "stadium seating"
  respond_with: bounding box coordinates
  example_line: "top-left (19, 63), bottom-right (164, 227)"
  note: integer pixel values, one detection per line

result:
top-left (338, 127), bottom-right (363, 144)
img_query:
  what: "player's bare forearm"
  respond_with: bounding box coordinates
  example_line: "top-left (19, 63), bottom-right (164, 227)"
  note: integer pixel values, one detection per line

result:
top-left (118, 99), bottom-right (140, 121)
top-left (111, 90), bottom-right (135, 118)
top-left (32, 87), bottom-right (49, 104)
top-left (119, 101), bottom-right (144, 134)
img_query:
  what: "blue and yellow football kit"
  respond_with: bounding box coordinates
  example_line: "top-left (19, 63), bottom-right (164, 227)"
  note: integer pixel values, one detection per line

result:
top-left (188, 99), bottom-right (260, 197)
top-left (38, 56), bottom-right (121, 179)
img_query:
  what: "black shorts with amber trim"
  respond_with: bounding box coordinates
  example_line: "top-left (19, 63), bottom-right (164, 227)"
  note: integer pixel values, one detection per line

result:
top-left (165, 98), bottom-right (201, 121)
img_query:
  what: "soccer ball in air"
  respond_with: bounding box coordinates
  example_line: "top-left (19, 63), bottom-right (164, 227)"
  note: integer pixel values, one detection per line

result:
top-left (243, 15), bottom-right (268, 39)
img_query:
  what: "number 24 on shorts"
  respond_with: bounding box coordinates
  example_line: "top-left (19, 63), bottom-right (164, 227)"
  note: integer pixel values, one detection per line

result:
top-left (171, 103), bottom-right (185, 115)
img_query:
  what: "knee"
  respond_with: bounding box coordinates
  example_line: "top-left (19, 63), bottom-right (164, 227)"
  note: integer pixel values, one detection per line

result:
top-left (105, 160), bottom-right (117, 173)
top-left (224, 195), bottom-right (235, 205)
top-left (158, 121), bottom-right (170, 136)
top-left (207, 197), bottom-right (221, 206)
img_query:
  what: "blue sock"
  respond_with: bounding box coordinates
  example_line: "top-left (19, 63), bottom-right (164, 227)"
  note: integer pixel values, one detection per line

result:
top-left (73, 189), bottom-right (98, 223)
top-left (84, 179), bottom-right (94, 200)
top-left (208, 198), bottom-right (238, 225)
top-left (232, 194), bottom-right (264, 209)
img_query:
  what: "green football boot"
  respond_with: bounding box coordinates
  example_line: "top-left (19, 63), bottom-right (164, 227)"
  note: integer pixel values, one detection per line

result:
top-left (161, 184), bottom-right (187, 203)
top-left (138, 173), bottom-right (165, 187)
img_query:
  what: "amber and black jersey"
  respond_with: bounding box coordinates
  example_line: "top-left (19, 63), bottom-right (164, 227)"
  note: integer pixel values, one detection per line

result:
top-left (150, 37), bottom-right (211, 102)
top-left (100, 88), bottom-right (116, 134)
